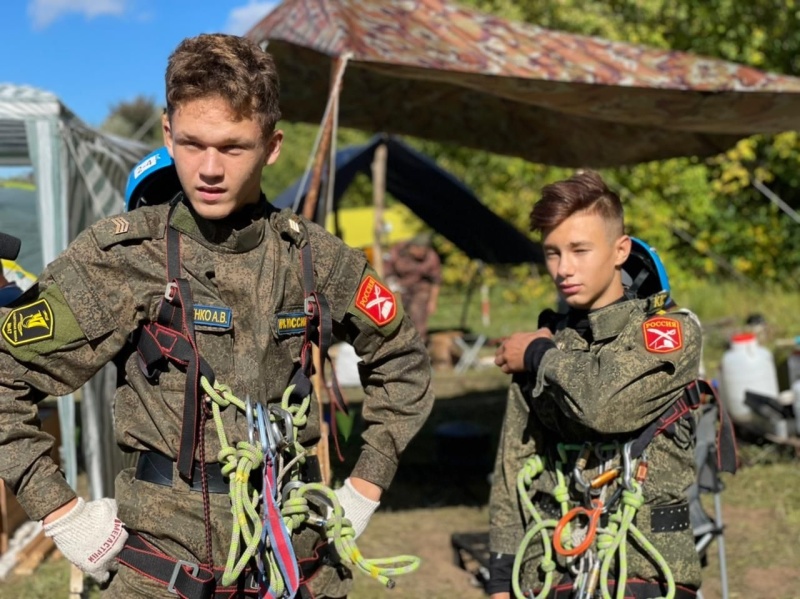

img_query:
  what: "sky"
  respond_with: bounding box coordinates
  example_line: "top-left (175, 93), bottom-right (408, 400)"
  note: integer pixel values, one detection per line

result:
top-left (1, 0), bottom-right (280, 127)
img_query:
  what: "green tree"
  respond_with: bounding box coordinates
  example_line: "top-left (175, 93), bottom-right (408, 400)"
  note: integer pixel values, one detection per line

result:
top-left (101, 96), bottom-right (163, 147)
top-left (437, 0), bottom-right (800, 290)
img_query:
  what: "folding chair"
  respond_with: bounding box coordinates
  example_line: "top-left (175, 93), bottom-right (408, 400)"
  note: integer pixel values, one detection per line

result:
top-left (454, 333), bottom-right (487, 373)
top-left (688, 402), bottom-right (730, 599)
top-left (450, 531), bottom-right (491, 593)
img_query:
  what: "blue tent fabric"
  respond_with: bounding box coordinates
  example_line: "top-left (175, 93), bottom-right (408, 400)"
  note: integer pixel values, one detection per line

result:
top-left (273, 135), bottom-right (543, 265)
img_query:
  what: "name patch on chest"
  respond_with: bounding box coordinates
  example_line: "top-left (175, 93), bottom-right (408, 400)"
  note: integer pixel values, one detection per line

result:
top-left (642, 317), bottom-right (682, 353)
top-left (193, 304), bottom-right (232, 329)
top-left (275, 311), bottom-right (307, 336)
top-left (1, 299), bottom-right (54, 346)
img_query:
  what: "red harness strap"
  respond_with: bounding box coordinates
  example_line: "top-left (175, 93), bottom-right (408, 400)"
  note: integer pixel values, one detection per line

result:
top-left (628, 379), bottom-right (738, 475)
top-left (293, 226), bottom-right (350, 462)
top-left (542, 578), bottom-right (698, 599)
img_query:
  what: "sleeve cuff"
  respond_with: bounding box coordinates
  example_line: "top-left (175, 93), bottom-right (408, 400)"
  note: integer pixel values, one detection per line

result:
top-left (16, 470), bottom-right (77, 522)
top-left (350, 445), bottom-right (398, 491)
top-left (486, 552), bottom-right (515, 595)
top-left (523, 338), bottom-right (556, 375)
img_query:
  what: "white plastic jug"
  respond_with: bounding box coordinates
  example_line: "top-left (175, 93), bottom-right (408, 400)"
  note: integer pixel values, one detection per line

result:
top-left (719, 332), bottom-right (779, 422)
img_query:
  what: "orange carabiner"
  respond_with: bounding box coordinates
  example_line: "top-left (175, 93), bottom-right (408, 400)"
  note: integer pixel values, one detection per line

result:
top-left (553, 499), bottom-right (604, 557)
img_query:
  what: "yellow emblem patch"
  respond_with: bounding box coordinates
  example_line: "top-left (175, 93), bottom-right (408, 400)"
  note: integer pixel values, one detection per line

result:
top-left (2, 299), bottom-right (55, 347)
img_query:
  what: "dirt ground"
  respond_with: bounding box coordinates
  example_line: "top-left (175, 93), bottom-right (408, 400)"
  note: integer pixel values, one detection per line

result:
top-left (341, 367), bottom-right (800, 599)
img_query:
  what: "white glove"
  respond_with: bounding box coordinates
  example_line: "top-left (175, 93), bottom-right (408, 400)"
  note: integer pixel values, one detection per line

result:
top-left (333, 478), bottom-right (380, 540)
top-left (43, 497), bottom-right (128, 583)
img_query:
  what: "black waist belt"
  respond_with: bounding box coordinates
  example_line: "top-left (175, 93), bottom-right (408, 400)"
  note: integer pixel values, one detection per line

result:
top-left (546, 579), bottom-right (697, 599)
top-left (135, 451), bottom-right (230, 494)
top-left (117, 532), bottom-right (258, 599)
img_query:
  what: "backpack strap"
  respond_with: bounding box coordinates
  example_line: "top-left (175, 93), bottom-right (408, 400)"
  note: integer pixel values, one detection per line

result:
top-left (135, 196), bottom-right (216, 482)
top-left (273, 210), bottom-right (349, 460)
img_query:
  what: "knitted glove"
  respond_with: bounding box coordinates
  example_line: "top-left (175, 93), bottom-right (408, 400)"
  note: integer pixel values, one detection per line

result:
top-left (333, 478), bottom-right (380, 539)
top-left (43, 497), bottom-right (128, 583)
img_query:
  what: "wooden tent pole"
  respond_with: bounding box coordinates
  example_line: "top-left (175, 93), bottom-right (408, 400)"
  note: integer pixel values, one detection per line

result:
top-left (371, 143), bottom-right (388, 277)
top-left (304, 56), bottom-right (347, 485)
top-left (302, 56), bottom-right (347, 222)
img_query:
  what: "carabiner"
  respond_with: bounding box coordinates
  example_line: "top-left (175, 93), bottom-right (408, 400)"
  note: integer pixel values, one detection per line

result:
top-left (245, 394), bottom-right (256, 446)
top-left (572, 443), bottom-right (593, 491)
top-left (622, 440), bottom-right (635, 490)
top-left (255, 402), bottom-right (277, 457)
top-left (553, 498), bottom-right (604, 557)
top-left (269, 405), bottom-right (295, 450)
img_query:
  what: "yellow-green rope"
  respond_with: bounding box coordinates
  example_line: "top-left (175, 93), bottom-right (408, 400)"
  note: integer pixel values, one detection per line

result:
top-left (512, 443), bottom-right (676, 599)
top-left (597, 481), bottom-right (676, 599)
top-left (199, 376), bottom-right (421, 590)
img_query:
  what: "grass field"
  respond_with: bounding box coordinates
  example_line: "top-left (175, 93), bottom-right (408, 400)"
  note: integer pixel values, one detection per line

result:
top-left (2, 281), bottom-right (800, 598)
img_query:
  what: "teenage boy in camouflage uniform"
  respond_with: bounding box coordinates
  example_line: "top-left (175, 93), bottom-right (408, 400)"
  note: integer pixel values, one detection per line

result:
top-left (490, 171), bottom-right (702, 599)
top-left (0, 33), bottom-right (433, 598)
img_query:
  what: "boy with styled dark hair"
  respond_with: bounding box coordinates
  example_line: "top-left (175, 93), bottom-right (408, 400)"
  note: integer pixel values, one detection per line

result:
top-left (490, 170), bottom-right (702, 599)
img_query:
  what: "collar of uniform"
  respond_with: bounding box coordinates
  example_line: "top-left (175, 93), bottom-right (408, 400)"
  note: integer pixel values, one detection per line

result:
top-left (169, 195), bottom-right (271, 252)
top-left (587, 298), bottom-right (645, 341)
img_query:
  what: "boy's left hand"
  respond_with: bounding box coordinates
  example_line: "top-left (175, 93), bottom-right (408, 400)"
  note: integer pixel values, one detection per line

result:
top-left (494, 328), bottom-right (553, 373)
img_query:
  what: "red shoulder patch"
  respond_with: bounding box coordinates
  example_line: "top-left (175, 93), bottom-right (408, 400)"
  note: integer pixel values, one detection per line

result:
top-left (642, 316), bottom-right (683, 353)
top-left (354, 275), bottom-right (397, 326)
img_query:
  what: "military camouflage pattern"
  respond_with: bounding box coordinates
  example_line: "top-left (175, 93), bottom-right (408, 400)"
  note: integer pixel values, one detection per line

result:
top-left (247, 0), bottom-right (800, 168)
top-left (0, 196), bottom-right (433, 595)
top-left (489, 299), bottom-right (702, 590)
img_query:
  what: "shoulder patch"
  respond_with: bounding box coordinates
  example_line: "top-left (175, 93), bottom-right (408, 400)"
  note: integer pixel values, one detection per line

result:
top-left (642, 316), bottom-right (683, 353)
top-left (2, 299), bottom-right (54, 346)
top-left (92, 209), bottom-right (164, 250)
top-left (1, 285), bottom-right (86, 362)
top-left (353, 275), bottom-right (397, 326)
top-left (270, 208), bottom-right (309, 248)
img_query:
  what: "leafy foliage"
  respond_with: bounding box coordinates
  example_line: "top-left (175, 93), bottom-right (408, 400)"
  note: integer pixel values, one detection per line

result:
top-left (100, 95), bottom-right (163, 148)
top-left (102, 1), bottom-right (800, 291)
top-left (423, 0), bottom-right (800, 291)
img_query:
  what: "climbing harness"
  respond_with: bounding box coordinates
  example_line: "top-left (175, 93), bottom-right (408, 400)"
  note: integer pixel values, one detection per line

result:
top-left (511, 381), bottom-right (737, 599)
top-left (120, 197), bottom-right (420, 597)
top-left (512, 442), bottom-right (668, 599)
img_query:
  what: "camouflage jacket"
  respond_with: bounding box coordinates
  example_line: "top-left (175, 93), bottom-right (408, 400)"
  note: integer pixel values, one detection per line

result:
top-left (489, 299), bottom-right (702, 589)
top-left (0, 197), bottom-right (433, 534)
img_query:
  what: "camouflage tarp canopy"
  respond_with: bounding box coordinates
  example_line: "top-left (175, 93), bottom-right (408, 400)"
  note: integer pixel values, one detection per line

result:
top-left (247, 0), bottom-right (800, 167)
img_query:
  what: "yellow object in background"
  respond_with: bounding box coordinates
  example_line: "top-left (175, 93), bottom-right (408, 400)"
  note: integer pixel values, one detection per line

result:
top-left (1, 259), bottom-right (37, 292)
top-left (326, 204), bottom-right (419, 250)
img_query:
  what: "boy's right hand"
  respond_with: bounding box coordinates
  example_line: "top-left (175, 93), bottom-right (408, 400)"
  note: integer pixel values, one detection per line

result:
top-left (494, 328), bottom-right (553, 373)
top-left (43, 497), bottom-right (128, 583)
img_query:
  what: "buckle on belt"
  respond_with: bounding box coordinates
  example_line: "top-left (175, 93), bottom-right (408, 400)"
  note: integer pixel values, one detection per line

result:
top-left (168, 559), bottom-right (199, 594)
top-left (304, 295), bottom-right (316, 317)
top-left (164, 281), bottom-right (178, 302)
